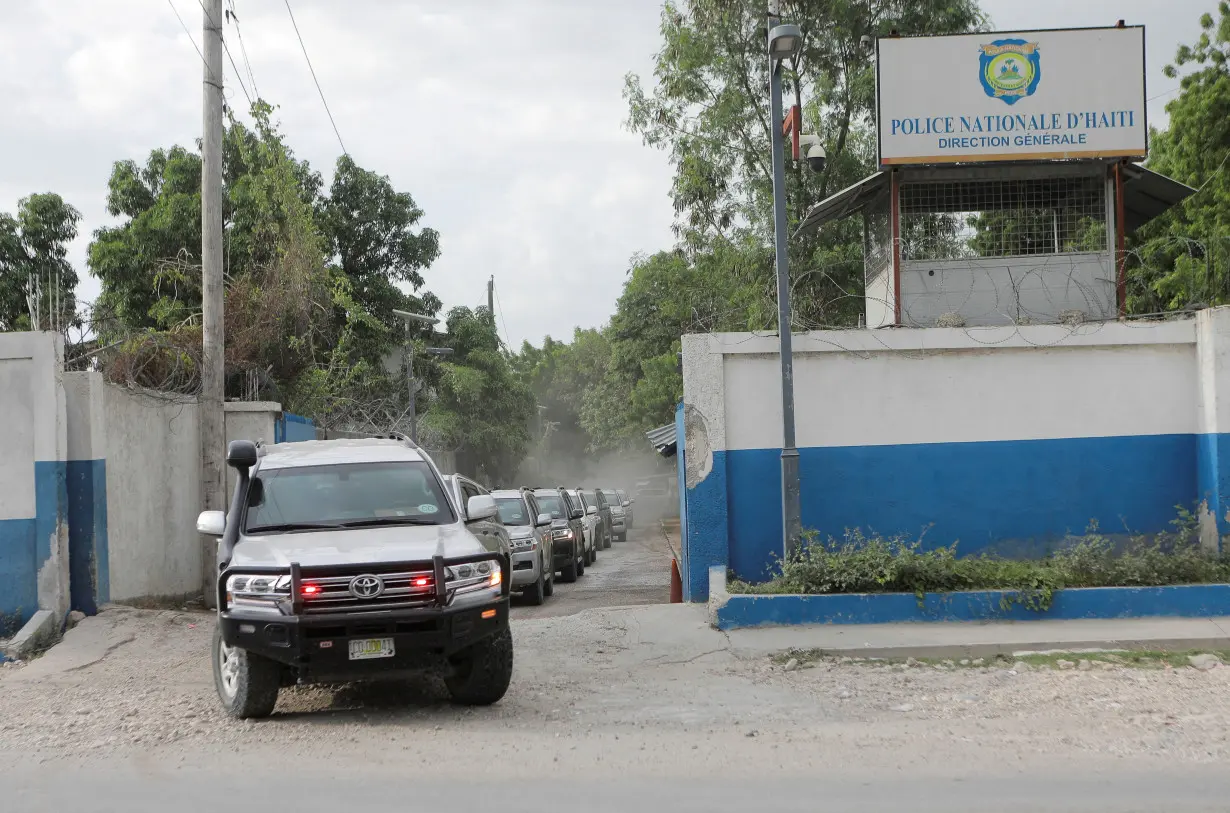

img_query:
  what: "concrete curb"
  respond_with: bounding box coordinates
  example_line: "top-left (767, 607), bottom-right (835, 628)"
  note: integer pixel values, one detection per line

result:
top-left (1, 610), bottom-right (60, 661)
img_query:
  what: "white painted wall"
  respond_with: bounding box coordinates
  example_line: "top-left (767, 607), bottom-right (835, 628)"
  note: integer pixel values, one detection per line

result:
top-left (0, 357), bottom-right (36, 521)
top-left (685, 319), bottom-right (1198, 454)
top-left (900, 253), bottom-right (1116, 327)
top-left (865, 267), bottom-right (894, 329)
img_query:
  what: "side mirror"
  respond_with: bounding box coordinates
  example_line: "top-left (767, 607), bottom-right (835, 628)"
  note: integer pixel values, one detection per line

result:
top-left (197, 510), bottom-right (225, 536)
top-left (571, 508), bottom-right (583, 520)
top-left (586, 506), bottom-right (598, 516)
top-left (536, 512), bottom-right (552, 527)
top-left (226, 439), bottom-right (258, 471)
top-left (466, 494), bottom-right (498, 522)
top-left (622, 500), bottom-right (631, 507)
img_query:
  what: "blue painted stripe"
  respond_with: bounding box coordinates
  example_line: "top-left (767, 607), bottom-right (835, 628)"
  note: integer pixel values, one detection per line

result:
top-left (684, 448), bottom-right (729, 602)
top-left (68, 459), bottom-right (109, 615)
top-left (725, 434), bottom-right (1200, 582)
top-left (714, 583), bottom-right (1230, 629)
top-left (0, 518), bottom-right (37, 632)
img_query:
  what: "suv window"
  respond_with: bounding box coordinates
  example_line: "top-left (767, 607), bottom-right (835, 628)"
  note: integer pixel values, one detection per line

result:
top-left (535, 491), bottom-right (567, 519)
top-left (495, 496), bottom-right (531, 525)
top-left (246, 461), bottom-right (454, 532)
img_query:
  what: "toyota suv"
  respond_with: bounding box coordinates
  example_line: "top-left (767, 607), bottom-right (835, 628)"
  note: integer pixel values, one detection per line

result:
top-left (491, 488), bottom-right (555, 605)
top-left (599, 488), bottom-right (627, 541)
top-left (196, 436), bottom-right (513, 719)
top-left (533, 487), bottom-right (589, 578)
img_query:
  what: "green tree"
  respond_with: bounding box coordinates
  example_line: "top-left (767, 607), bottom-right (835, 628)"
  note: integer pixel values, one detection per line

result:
top-left (422, 307), bottom-right (535, 483)
top-left (625, 0), bottom-right (984, 326)
top-left (0, 194), bottom-right (81, 332)
top-left (1129, 2), bottom-right (1230, 312)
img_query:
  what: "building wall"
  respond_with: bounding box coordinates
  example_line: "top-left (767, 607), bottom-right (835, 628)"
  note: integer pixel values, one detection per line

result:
top-left (0, 332), bottom-right (68, 629)
top-left (681, 313), bottom-right (1223, 596)
top-left (900, 252), bottom-right (1116, 327)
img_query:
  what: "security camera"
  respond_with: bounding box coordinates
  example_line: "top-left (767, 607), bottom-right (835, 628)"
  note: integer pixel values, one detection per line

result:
top-left (806, 143), bottom-right (827, 173)
top-left (797, 134), bottom-right (826, 173)
top-left (860, 34), bottom-right (873, 50)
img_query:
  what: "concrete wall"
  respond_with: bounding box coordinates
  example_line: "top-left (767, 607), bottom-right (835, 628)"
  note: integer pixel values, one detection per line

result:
top-left (63, 373), bottom-right (280, 608)
top-left (900, 252), bottom-right (1116, 327)
top-left (681, 311), bottom-right (1230, 599)
top-left (0, 332), bottom-right (68, 629)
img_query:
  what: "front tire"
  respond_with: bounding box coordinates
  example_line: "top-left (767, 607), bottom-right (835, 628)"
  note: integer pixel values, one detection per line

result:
top-left (543, 554), bottom-right (555, 597)
top-left (212, 624), bottom-right (280, 719)
top-left (523, 568), bottom-right (545, 606)
top-left (446, 627), bottom-right (513, 706)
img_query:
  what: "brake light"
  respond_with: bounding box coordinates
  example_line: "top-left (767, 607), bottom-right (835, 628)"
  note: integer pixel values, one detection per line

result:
top-left (301, 583), bottom-right (322, 597)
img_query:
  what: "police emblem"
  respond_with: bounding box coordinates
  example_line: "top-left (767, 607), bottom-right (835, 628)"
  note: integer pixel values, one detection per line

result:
top-left (978, 39), bottom-right (1041, 105)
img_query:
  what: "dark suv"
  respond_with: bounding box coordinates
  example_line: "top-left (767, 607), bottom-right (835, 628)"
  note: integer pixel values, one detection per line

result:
top-left (532, 487), bottom-right (586, 583)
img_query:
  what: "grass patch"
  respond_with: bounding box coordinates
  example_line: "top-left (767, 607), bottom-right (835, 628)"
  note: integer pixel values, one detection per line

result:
top-left (730, 516), bottom-right (1230, 612)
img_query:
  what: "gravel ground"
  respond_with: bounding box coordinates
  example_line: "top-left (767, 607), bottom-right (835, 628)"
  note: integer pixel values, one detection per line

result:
top-left (5, 549), bottom-right (1230, 788)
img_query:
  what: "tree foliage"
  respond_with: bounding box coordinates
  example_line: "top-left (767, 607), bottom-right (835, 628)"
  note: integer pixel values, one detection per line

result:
top-left (1129, 2), bottom-right (1230, 312)
top-left (0, 194), bottom-right (81, 332)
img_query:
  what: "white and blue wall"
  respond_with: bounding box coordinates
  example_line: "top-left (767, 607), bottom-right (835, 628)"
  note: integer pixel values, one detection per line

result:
top-left (679, 310), bottom-right (1230, 601)
top-left (0, 333), bottom-right (69, 631)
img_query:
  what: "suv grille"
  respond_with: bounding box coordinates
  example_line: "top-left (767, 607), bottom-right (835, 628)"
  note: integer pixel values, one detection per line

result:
top-left (299, 567), bottom-right (437, 614)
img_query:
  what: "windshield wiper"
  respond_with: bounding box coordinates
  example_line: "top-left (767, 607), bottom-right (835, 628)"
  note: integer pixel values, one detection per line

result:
top-left (335, 516), bottom-right (439, 528)
top-left (245, 522), bottom-right (341, 533)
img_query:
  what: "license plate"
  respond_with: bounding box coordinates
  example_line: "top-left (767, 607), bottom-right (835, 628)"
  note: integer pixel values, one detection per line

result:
top-left (348, 638), bottom-right (394, 660)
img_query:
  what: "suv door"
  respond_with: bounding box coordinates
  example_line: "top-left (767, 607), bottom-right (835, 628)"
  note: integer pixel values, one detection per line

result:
top-left (525, 492), bottom-right (553, 565)
top-left (460, 478), bottom-right (502, 554)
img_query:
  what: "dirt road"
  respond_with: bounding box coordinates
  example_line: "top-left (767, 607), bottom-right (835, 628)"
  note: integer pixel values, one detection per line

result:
top-left (7, 546), bottom-right (1230, 810)
top-left (512, 523), bottom-right (672, 619)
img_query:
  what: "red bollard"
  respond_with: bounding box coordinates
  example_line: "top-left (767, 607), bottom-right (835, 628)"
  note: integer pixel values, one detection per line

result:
top-left (670, 558), bottom-right (683, 603)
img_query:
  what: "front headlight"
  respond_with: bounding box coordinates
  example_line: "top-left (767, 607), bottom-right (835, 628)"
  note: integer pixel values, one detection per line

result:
top-left (225, 573), bottom-right (291, 614)
top-left (552, 528), bottom-right (574, 540)
top-left (508, 534), bottom-right (536, 550)
top-left (445, 559), bottom-right (502, 595)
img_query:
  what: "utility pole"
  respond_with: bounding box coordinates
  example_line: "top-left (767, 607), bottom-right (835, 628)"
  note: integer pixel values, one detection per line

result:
top-left (406, 340), bottom-right (418, 445)
top-left (487, 275), bottom-right (495, 328)
top-left (767, 1), bottom-right (803, 560)
top-left (200, 0), bottom-right (226, 607)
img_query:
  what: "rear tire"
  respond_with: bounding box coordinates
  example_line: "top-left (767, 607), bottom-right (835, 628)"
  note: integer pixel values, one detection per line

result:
top-left (542, 552), bottom-right (555, 597)
top-left (603, 530), bottom-right (612, 550)
top-left (560, 546), bottom-right (579, 583)
top-left (212, 624), bottom-right (280, 720)
top-left (445, 627), bottom-right (513, 706)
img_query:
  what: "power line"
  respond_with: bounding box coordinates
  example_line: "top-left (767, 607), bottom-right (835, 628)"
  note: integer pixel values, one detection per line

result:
top-left (227, 0), bottom-right (260, 101)
top-left (283, 0), bottom-right (348, 156)
top-left (165, 0), bottom-right (210, 79)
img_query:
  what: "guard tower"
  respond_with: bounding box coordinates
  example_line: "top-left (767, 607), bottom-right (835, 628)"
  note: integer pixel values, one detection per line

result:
top-left (798, 24), bottom-right (1195, 328)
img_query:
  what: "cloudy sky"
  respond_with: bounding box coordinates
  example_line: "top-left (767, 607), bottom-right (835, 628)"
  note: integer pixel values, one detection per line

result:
top-left (0, 0), bottom-right (1211, 348)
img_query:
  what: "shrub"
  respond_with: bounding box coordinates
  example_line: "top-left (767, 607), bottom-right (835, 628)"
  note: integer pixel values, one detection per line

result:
top-left (728, 520), bottom-right (1230, 612)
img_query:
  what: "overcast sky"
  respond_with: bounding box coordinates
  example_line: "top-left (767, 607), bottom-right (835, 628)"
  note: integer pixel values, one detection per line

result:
top-left (0, 0), bottom-right (1211, 348)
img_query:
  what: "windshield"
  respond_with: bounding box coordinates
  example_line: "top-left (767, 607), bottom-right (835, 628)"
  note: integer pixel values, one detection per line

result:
top-left (535, 493), bottom-right (566, 519)
top-left (495, 497), bottom-right (531, 526)
top-left (245, 461), bottom-right (454, 533)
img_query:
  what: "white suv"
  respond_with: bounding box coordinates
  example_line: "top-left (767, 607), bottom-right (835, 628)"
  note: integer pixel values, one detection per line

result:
top-left (197, 436), bottom-right (513, 719)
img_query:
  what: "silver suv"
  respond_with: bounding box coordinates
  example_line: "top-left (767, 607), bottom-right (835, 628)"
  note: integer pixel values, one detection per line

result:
top-left (490, 488), bottom-right (555, 605)
top-left (196, 436), bottom-right (513, 719)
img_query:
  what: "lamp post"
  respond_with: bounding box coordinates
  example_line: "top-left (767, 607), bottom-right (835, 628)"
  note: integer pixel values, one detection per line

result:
top-left (391, 309), bottom-right (443, 445)
top-left (767, 5), bottom-right (804, 560)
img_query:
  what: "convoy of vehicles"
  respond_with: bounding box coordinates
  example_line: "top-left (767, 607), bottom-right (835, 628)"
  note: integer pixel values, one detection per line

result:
top-left (198, 430), bottom-right (647, 719)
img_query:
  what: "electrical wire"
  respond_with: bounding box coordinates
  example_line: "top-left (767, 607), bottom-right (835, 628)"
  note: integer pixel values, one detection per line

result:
top-left (283, 0), bottom-right (348, 156)
top-left (227, 0), bottom-right (261, 101)
top-left (193, 0), bottom-right (253, 108)
top-left (165, 0), bottom-right (211, 79)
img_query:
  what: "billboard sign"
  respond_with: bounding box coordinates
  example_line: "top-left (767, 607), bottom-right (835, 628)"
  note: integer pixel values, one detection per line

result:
top-left (876, 26), bottom-right (1146, 166)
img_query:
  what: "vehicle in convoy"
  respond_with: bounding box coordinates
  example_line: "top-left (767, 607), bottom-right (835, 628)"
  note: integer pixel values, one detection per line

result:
top-left (599, 488), bottom-right (627, 541)
top-left (441, 474), bottom-right (513, 557)
top-left (569, 488), bottom-right (606, 553)
top-left (490, 488), bottom-right (555, 605)
top-left (616, 488), bottom-right (634, 529)
top-left (533, 487), bottom-right (587, 579)
top-left (196, 436), bottom-right (513, 719)
top-left (580, 488), bottom-right (613, 550)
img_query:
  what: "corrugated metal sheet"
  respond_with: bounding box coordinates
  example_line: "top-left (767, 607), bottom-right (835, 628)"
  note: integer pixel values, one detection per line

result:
top-left (794, 171), bottom-right (888, 237)
top-left (646, 422), bottom-right (677, 457)
top-left (1120, 164), bottom-right (1196, 233)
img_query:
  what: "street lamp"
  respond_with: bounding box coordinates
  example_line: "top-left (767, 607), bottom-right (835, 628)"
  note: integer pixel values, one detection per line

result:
top-left (767, 3), bottom-right (803, 560)
top-left (391, 310), bottom-right (441, 445)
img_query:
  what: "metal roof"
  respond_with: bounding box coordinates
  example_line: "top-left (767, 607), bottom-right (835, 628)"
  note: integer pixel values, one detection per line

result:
top-left (1120, 164), bottom-right (1197, 233)
top-left (646, 422), bottom-right (677, 458)
top-left (794, 172), bottom-right (888, 238)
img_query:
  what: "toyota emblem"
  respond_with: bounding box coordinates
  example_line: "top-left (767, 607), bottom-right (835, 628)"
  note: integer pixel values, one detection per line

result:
top-left (348, 574), bottom-right (384, 599)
